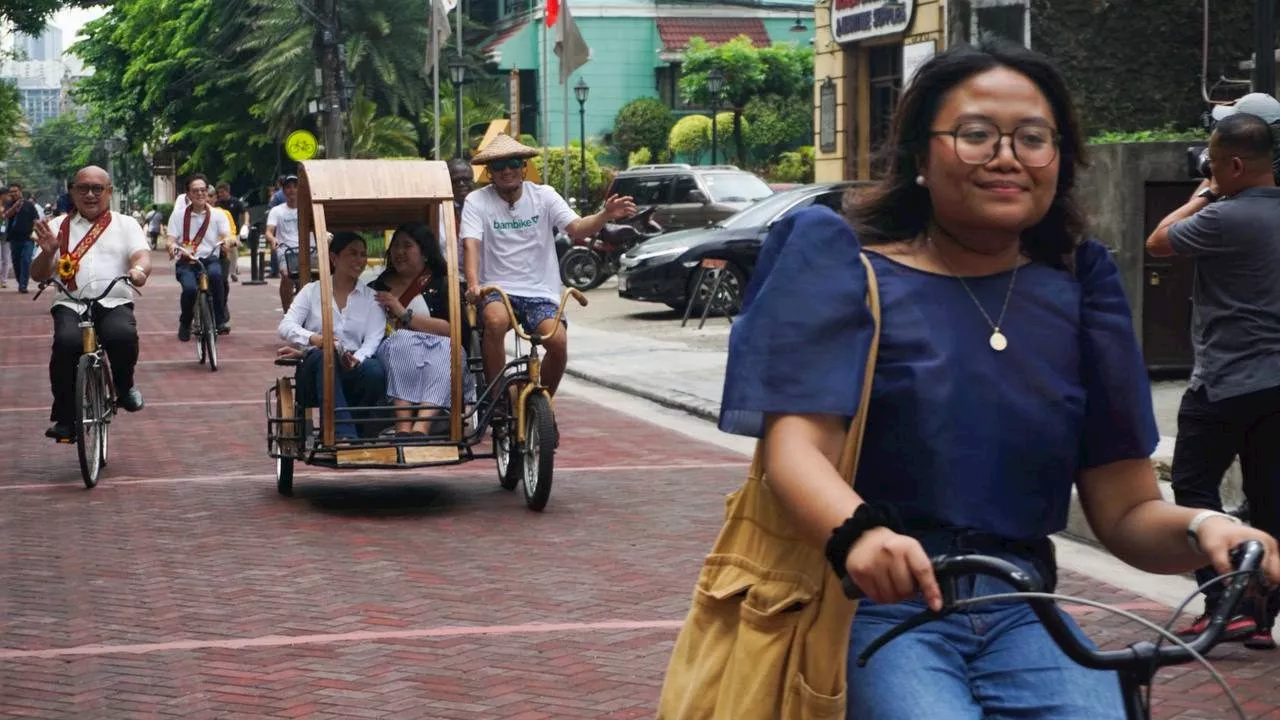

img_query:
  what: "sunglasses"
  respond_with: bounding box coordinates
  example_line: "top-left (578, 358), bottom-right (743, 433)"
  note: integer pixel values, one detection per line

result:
top-left (488, 159), bottom-right (525, 172)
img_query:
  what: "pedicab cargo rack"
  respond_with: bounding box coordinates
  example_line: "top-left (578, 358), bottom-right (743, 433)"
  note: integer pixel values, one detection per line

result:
top-left (264, 158), bottom-right (586, 511)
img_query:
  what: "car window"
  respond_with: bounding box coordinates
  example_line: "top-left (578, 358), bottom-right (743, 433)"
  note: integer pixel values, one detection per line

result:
top-left (718, 188), bottom-right (820, 229)
top-left (671, 175), bottom-right (699, 203)
top-left (701, 172), bottom-right (773, 203)
top-left (627, 176), bottom-right (672, 205)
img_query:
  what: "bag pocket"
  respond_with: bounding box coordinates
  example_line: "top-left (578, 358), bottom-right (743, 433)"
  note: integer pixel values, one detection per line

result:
top-left (784, 673), bottom-right (846, 720)
top-left (695, 559), bottom-right (815, 719)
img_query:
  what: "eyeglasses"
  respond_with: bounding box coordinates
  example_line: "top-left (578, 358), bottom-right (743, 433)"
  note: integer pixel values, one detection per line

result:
top-left (72, 183), bottom-right (111, 196)
top-left (930, 121), bottom-right (1060, 168)
top-left (488, 159), bottom-right (525, 172)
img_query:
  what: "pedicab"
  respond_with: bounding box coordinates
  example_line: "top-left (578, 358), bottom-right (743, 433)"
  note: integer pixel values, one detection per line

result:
top-left (264, 158), bottom-right (586, 510)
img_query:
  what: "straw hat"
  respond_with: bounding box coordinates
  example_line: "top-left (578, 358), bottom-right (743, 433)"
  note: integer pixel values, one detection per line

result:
top-left (472, 133), bottom-right (541, 164)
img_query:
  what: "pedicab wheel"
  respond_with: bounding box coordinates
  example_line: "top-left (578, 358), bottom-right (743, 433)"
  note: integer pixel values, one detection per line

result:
top-left (276, 456), bottom-right (294, 496)
top-left (75, 355), bottom-right (104, 489)
top-left (521, 393), bottom-right (557, 511)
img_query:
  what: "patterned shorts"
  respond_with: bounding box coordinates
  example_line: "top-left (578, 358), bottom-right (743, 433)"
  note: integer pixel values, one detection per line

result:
top-left (482, 292), bottom-right (567, 336)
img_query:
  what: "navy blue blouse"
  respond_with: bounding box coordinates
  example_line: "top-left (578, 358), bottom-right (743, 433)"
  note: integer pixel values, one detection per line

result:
top-left (719, 206), bottom-right (1159, 540)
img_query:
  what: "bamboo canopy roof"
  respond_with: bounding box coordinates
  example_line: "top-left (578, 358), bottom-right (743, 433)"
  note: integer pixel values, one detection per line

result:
top-left (297, 159), bottom-right (456, 233)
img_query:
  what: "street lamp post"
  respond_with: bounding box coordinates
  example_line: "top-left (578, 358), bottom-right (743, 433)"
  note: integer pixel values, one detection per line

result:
top-left (574, 78), bottom-right (590, 209)
top-left (104, 136), bottom-right (124, 212)
top-left (707, 68), bottom-right (724, 165)
top-left (449, 56), bottom-right (467, 158)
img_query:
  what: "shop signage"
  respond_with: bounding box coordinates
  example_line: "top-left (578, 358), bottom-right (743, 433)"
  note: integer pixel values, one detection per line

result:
top-left (831, 0), bottom-right (915, 44)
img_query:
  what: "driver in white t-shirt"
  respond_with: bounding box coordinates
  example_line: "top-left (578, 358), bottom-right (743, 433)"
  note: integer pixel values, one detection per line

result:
top-left (461, 134), bottom-right (635, 400)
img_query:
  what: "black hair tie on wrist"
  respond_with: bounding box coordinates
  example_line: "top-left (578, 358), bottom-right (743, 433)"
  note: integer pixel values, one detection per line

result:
top-left (824, 502), bottom-right (904, 581)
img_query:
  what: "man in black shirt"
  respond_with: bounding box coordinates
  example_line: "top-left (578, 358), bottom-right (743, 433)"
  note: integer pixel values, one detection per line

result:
top-left (3, 182), bottom-right (40, 293)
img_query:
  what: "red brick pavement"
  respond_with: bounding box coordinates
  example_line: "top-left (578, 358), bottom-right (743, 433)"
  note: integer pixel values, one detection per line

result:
top-left (0, 254), bottom-right (1276, 719)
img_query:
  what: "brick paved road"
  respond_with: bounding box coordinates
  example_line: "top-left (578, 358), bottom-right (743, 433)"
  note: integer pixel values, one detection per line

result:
top-left (0, 254), bottom-right (1276, 719)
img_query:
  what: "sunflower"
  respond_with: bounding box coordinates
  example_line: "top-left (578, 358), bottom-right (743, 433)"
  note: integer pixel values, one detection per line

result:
top-left (57, 256), bottom-right (77, 282)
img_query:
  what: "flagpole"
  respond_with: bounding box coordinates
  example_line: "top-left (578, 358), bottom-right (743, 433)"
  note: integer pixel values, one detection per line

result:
top-left (561, 6), bottom-right (571, 203)
top-left (432, 11), bottom-right (442, 160)
top-left (541, 2), bottom-right (550, 162)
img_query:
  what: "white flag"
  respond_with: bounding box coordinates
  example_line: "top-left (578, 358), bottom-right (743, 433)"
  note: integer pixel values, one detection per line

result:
top-left (425, 0), bottom-right (458, 75)
top-left (554, 2), bottom-right (590, 85)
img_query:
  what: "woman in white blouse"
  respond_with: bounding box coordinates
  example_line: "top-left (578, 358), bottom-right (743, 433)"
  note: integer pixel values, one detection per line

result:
top-left (276, 232), bottom-right (387, 440)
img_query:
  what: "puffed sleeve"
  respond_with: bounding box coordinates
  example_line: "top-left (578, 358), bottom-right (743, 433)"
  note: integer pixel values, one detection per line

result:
top-left (718, 205), bottom-right (875, 438)
top-left (1075, 240), bottom-right (1160, 469)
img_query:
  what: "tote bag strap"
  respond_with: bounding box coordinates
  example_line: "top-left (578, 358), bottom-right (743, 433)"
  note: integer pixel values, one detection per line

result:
top-left (834, 252), bottom-right (881, 484)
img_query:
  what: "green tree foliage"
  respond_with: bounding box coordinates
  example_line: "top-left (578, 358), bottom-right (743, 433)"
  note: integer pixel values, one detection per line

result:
top-left (30, 111), bottom-right (104, 182)
top-left (530, 144), bottom-right (605, 209)
top-left (348, 89), bottom-right (419, 158)
top-left (611, 97), bottom-right (675, 160)
top-left (0, 0), bottom-right (98, 36)
top-left (770, 146), bottom-right (814, 183)
top-left (744, 94), bottom-right (811, 160)
top-left (0, 82), bottom-right (25, 160)
top-left (667, 113), bottom-right (735, 162)
top-left (678, 36), bottom-right (811, 164)
top-left (420, 80), bottom-right (510, 160)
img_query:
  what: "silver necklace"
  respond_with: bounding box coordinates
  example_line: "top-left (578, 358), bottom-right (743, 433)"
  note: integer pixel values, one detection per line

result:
top-left (932, 241), bottom-right (1020, 352)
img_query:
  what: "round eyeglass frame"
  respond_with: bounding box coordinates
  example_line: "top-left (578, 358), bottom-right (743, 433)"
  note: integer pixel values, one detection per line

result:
top-left (929, 123), bottom-right (1061, 168)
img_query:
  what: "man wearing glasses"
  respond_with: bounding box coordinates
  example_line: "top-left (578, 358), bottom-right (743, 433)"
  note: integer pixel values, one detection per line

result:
top-left (29, 166), bottom-right (151, 441)
top-left (460, 134), bottom-right (635, 403)
top-left (167, 174), bottom-right (232, 340)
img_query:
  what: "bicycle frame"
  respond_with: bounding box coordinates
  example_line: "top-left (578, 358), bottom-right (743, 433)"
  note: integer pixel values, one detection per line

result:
top-left (469, 285), bottom-right (586, 444)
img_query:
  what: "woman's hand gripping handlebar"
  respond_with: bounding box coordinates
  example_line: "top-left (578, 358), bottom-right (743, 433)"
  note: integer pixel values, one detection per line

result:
top-left (467, 286), bottom-right (588, 345)
top-left (848, 540), bottom-right (1268, 674)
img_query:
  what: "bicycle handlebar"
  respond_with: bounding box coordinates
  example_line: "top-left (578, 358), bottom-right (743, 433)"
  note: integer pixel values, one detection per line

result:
top-left (34, 274), bottom-right (138, 305)
top-left (852, 540), bottom-right (1267, 674)
top-left (472, 285), bottom-right (588, 344)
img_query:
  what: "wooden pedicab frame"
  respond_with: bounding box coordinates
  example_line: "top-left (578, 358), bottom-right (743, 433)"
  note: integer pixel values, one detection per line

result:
top-left (293, 159), bottom-right (465, 451)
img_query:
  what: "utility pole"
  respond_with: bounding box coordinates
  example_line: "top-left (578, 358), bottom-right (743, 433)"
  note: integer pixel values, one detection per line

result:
top-left (1256, 0), bottom-right (1276, 96)
top-left (317, 0), bottom-right (346, 158)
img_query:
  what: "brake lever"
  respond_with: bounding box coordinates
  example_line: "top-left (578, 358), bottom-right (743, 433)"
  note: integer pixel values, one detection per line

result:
top-left (32, 283), bottom-right (47, 300)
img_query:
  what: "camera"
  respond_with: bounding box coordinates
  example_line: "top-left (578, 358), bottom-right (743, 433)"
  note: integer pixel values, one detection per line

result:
top-left (1187, 145), bottom-right (1212, 179)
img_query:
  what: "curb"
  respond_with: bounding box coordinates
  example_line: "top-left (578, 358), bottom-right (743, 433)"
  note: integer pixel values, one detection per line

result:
top-left (564, 366), bottom-right (720, 423)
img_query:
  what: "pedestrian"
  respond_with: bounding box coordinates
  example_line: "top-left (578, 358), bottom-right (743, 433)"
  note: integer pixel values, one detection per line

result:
top-left (3, 182), bottom-right (40, 293)
top-left (1145, 97), bottom-right (1280, 650)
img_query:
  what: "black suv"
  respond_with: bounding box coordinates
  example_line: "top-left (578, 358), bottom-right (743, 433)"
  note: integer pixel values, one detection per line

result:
top-left (605, 164), bottom-right (773, 232)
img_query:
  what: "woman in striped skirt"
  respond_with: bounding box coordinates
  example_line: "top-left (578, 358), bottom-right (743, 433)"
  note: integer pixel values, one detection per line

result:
top-left (370, 221), bottom-right (472, 435)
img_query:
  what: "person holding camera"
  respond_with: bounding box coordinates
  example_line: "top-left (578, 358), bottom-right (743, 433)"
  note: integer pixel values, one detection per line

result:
top-left (1146, 107), bottom-right (1280, 650)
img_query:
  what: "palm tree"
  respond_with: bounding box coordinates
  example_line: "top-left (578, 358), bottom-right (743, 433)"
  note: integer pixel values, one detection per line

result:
top-left (419, 82), bottom-right (509, 160)
top-left (348, 89), bottom-right (419, 158)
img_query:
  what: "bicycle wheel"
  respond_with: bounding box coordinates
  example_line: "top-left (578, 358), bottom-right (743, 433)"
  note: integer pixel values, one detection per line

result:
top-left (200, 293), bottom-right (218, 372)
top-left (75, 354), bottom-right (104, 488)
top-left (492, 393), bottom-right (520, 490)
top-left (194, 301), bottom-right (206, 364)
top-left (98, 368), bottom-right (113, 468)
top-left (520, 393), bottom-right (557, 511)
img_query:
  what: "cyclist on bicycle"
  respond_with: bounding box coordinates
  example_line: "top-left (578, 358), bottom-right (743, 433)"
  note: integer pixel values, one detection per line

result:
top-left (29, 166), bottom-right (151, 441)
top-left (266, 175), bottom-right (305, 313)
top-left (168, 174), bottom-right (231, 340)
top-left (716, 43), bottom-right (1280, 719)
top-left (460, 134), bottom-right (634, 399)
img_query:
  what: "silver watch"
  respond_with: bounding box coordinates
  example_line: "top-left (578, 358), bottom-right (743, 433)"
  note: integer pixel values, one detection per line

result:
top-left (400, 308), bottom-right (414, 326)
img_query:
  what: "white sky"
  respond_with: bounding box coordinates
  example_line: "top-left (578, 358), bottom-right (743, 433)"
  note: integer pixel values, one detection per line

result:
top-left (51, 6), bottom-right (107, 46)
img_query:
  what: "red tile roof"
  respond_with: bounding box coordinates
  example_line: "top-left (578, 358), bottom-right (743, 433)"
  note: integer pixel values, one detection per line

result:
top-left (657, 18), bottom-right (771, 51)
top-left (483, 20), bottom-right (529, 55)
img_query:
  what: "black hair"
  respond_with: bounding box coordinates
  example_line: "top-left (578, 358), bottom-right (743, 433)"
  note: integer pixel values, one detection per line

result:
top-left (388, 221), bottom-right (447, 279)
top-left (187, 173), bottom-right (209, 190)
top-left (1213, 113), bottom-right (1275, 162)
top-left (330, 232), bottom-right (366, 256)
top-left (846, 40), bottom-right (1089, 268)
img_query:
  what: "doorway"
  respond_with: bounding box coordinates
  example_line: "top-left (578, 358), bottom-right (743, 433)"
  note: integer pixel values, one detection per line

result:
top-left (1142, 181), bottom-right (1198, 373)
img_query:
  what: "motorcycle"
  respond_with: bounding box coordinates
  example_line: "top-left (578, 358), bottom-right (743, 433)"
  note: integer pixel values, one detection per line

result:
top-left (559, 206), bottom-right (663, 291)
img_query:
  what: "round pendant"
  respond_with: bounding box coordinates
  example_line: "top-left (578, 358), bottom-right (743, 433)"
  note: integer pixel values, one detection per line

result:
top-left (989, 331), bottom-right (1008, 352)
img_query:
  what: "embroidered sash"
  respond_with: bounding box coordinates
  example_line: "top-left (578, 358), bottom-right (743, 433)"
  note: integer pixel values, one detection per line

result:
top-left (56, 212), bottom-right (113, 291)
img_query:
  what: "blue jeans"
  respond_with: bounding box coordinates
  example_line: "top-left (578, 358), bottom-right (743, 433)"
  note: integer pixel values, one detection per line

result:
top-left (175, 257), bottom-right (227, 327)
top-left (10, 238), bottom-right (33, 290)
top-left (846, 533), bottom-right (1124, 720)
top-left (299, 348), bottom-right (387, 439)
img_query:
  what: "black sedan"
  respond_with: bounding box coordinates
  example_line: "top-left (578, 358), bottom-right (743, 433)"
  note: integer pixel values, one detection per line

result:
top-left (616, 182), bottom-right (865, 313)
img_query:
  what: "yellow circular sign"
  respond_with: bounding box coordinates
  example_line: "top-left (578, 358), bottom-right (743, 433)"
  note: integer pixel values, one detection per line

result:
top-left (285, 130), bottom-right (319, 161)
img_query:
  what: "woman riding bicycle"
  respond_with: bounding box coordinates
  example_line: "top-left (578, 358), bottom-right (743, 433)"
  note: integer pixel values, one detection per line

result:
top-left (719, 41), bottom-right (1280, 719)
top-left (277, 232), bottom-right (386, 440)
top-left (368, 221), bottom-right (473, 436)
